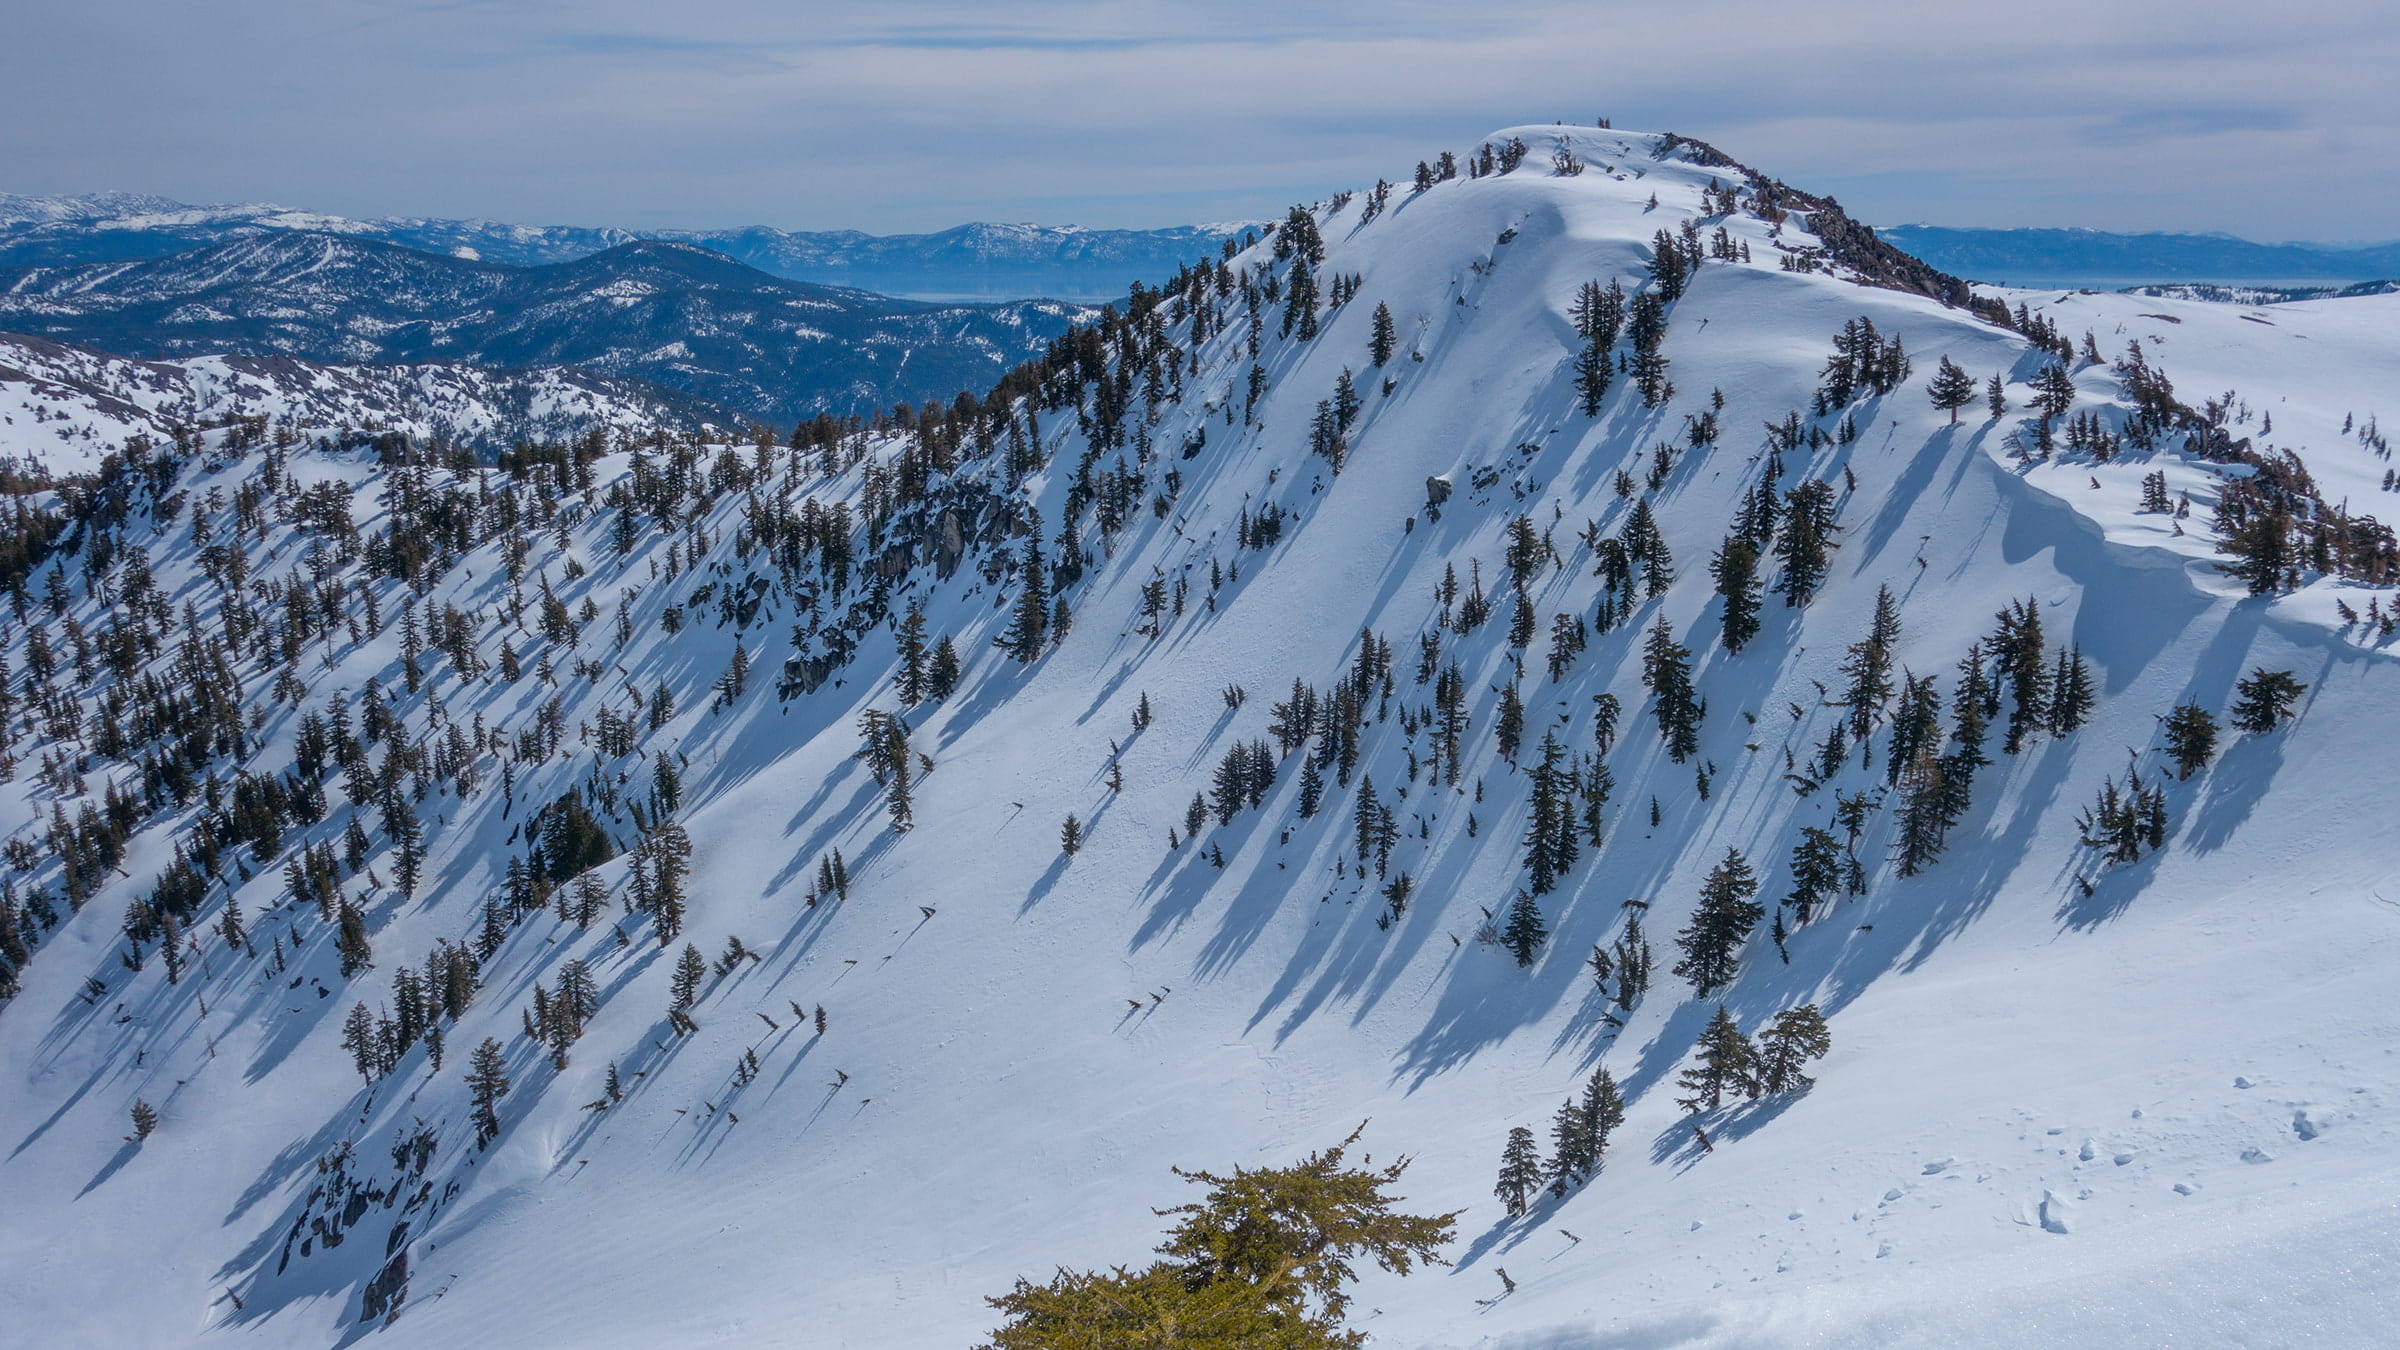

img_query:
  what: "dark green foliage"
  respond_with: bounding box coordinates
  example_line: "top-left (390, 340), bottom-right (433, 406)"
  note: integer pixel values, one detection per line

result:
top-left (2229, 668), bottom-right (2306, 733)
top-left (1709, 536), bottom-right (1762, 654)
top-left (671, 942), bottom-right (706, 1010)
top-left (1784, 826), bottom-right (1843, 925)
top-left (1545, 1063), bottom-right (1624, 1195)
top-left (466, 1036), bottom-right (509, 1149)
top-left (529, 793), bottom-right (616, 883)
top-left (1642, 620), bottom-right (1703, 763)
top-left (1674, 1005), bottom-right (1756, 1113)
top-left (130, 1099), bottom-right (158, 1140)
top-left (1502, 891), bottom-right (1548, 968)
top-left (1885, 672), bottom-right (1942, 788)
top-left (1927, 355), bottom-right (1977, 423)
top-left (984, 1127), bottom-right (1454, 1350)
top-left (1754, 1005), bottom-right (1832, 1093)
top-left (1771, 480), bottom-right (1838, 606)
top-left (2161, 702), bottom-right (2218, 779)
top-left (1522, 732), bottom-right (1578, 895)
top-left (1815, 316), bottom-right (1911, 408)
top-left (1369, 303), bottom-right (1397, 367)
top-left (1495, 1125), bottom-right (1543, 1217)
top-left (1990, 598), bottom-right (2049, 755)
top-left (2078, 770), bottom-right (2168, 866)
top-left (1004, 515), bottom-right (1049, 662)
top-left (1060, 813), bottom-right (1082, 857)
top-left (2048, 646), bottom-right (2095, 735)
top-left (1839, 586), bottom-right (1902, 749)
top-left (1673, 848), bottom-right (1760, 996)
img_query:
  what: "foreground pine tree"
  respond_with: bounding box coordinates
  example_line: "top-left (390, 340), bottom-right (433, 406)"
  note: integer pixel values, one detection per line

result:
top-left (982, 1127), bottom-right (1453, 1349)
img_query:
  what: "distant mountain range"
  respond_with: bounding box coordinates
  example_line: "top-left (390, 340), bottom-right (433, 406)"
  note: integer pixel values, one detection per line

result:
top-left (0, 232), bottom-right (1093, 423)
top-left (1878, 225), bottom-right (2400, 289)
top-left (0, 330), bottom-right (727, 473)
top-left (0, 192), bottom-right (1251, 302)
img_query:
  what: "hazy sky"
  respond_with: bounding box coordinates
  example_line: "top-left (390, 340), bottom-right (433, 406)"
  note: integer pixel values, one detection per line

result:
top-left (4, 1), bottom-right (2393, 239)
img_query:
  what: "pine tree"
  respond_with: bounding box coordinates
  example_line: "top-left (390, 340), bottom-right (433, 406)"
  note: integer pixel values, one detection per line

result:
top-left (671, 942), bottom-right (706, 1010)
top-left (1839, 586), bottom-right (1901, 748)
top-left (1495, 1125), bottom-right (1543, 1217)
top-left (1887, 745), bottom-right (1944, 874)
top-left (987, 1128), bottom-right (1453, 1348)
top-left (1885, 672), bottom-right (1942, 788)
top-left (1522, 732), bottom-right (1577, 895)
top-left (1754, 1004), bottom-right (1832, 1094)
top-left (1772, 480), bottom-right (1838, 606)
top-left (1673, 848), bottom-right (1761, 996)
top-left (1545, 1097), bottom-right (1591, 1196)
top-left (335, 897), bottom-right (373, 977)
top-left (2229, 668), bottom-right (2306, 733)
top-left (1928, 355), bottom-right (1977, 423)
top-left (1986, 372), bottom-right (2007, 419)
top-left (895, 601), bottom-right (930, 704)
top-left (1990, 598), bottom-right (2050, 754)
top-left (1502, 891), bottom-right (1548, 968)
top-left (2047, 646), bottom-right (2095, 735)
top-left (1784, 826), bottom-right (1843, 925)
top-left (466, 1037), bottom-right (509, 1149)
top-left (1496, 680), bottom-right (1525, 762)
top-left (1674, 1005), bottom-right (1757, 1113)
top-left (129, 1099), bottom-right (158, 1141)
top-left (2031, 362), bottom-right (2077, 428)
top-left (1003, 516), bottom-right (1048, 662)
top-left (341, 1000), bottom-right (383, 1082)
top-left (2161, 702), bottom-right (2218, 779)
top-left (1060, 813), bottom-right (1083, 857)
top-left (1579, 1064), bottom-right (1625, 1158)
top-left (1709, 536), bottom-right (1762, 653)
top-left (1370, 302), bottom-right (1397, 367)
top-left (929, 635), bottom-right (962, 699)
top-left (1642, 620), bottom-right (1703, 762)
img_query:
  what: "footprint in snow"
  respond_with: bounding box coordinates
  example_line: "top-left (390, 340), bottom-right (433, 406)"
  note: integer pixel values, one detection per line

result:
top-left (2240, 1146), bottom-right (2275, 1164)
top-left (2292, 1110), bottom-right (2322, 1141)
top-left (1920, 1158), bottom-right (1954, 1176)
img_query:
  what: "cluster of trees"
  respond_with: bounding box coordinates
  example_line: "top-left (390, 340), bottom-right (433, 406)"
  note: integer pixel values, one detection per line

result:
top-left (1814, 315), bottom-right (1912, 410)
top-left (1494, 1063), bottom-right (1625, 1216)
top-left (1674, 1004), bottom-right (1830, 1113)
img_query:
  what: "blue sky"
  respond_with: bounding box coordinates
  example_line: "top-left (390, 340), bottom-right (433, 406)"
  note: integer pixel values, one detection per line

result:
top-left (4, 0), bottom-right (2393, 239)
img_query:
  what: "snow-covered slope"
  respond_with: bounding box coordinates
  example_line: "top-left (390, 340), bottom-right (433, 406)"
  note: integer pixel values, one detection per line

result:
top-left (0, 331), bottom-right (733, 473)
top-left (1, 126), bottom-right (2396, 1350)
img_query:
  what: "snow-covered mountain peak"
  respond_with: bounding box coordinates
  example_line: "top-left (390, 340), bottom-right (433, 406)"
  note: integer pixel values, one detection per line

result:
top-left (1, 127), bottom-right (2396, 1350)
